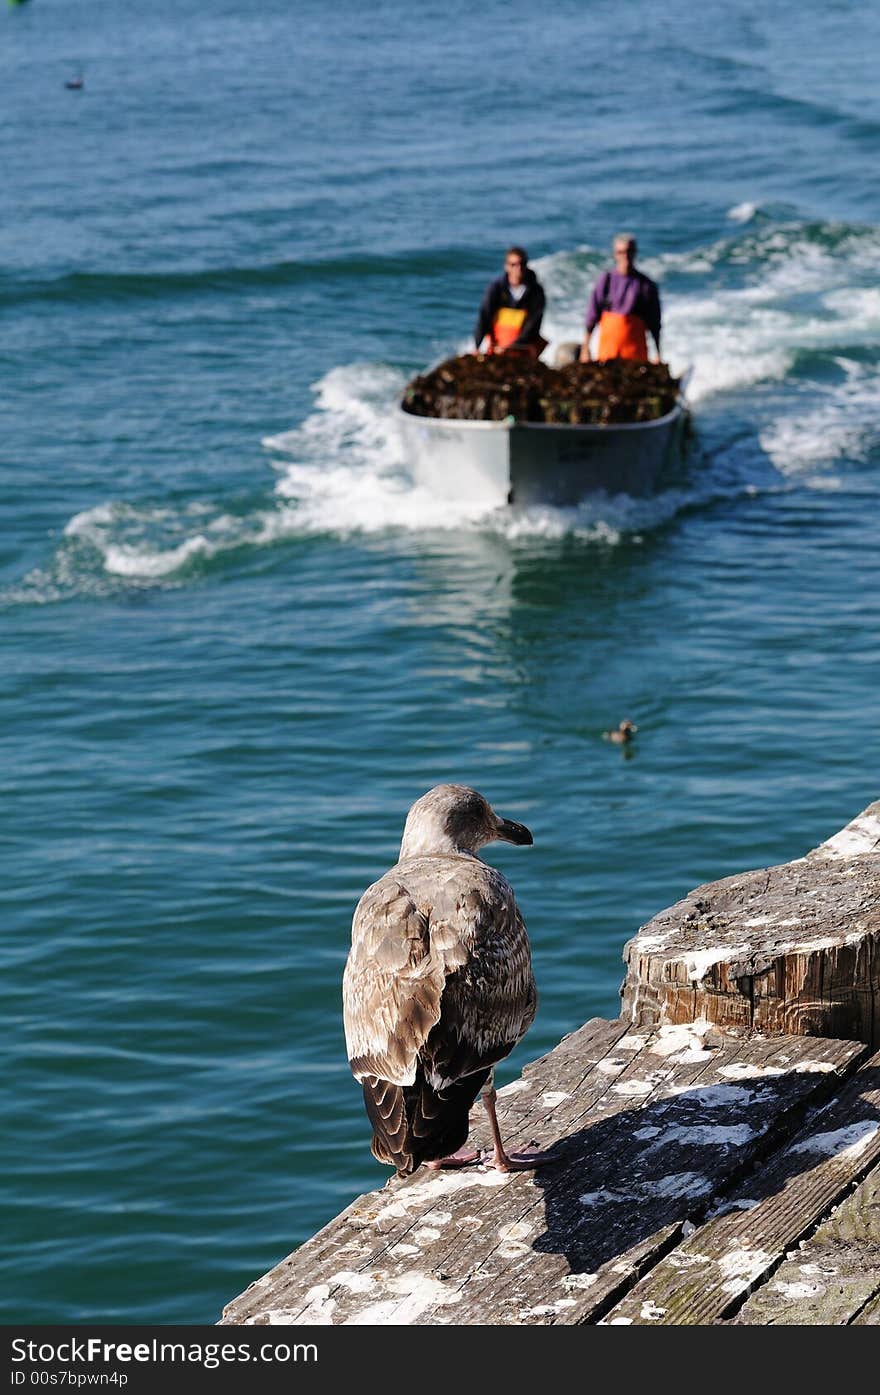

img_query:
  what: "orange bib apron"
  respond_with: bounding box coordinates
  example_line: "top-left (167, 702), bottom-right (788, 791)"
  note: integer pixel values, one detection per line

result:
top-left (597, 311), bottom-right (648, 361)
top-left (490, 305), bottom-right (527, 351)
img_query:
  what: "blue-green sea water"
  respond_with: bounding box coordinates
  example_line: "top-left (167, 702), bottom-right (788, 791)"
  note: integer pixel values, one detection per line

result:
top-left (2, 0), bottom-right (879, 1323)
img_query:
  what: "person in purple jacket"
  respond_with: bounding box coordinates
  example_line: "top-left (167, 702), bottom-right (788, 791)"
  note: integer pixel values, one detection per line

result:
top-left (579, 234), bottom-right (662, 363)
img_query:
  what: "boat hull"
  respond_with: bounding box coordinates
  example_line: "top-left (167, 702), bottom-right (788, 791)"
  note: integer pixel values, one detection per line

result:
top-left (400, 402), bottom-right (689, 506)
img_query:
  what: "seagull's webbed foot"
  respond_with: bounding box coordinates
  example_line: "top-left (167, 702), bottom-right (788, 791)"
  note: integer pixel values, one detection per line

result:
top-left (481, 1087), bottom-right (562, 1172)
top-left (425, 1146), bottom-right (481, 1170)
top-left (480, 1140), bottom-right (562, 1173)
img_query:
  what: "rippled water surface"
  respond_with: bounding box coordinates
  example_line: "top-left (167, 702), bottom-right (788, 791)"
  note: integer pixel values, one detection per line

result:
top-left (2, 0), bottom-right (879, 1322)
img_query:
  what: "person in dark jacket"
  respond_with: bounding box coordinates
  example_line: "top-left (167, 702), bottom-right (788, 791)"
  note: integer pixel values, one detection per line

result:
top-left (474, 247), bottom-right (547, 356)
top-left (580, 234), bottom-right (661, 362)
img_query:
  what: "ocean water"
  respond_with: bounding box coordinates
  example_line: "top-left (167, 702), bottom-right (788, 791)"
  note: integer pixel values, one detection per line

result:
top-left (2, 0), bottom-right (879, 1323)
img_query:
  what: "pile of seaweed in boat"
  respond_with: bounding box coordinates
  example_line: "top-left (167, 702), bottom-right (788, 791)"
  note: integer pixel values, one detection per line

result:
top-left (402, 355), bottom-right (680, 424)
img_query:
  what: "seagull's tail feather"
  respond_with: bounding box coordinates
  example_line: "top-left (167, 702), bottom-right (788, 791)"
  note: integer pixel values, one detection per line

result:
top-left (361, 1064), bottom-right (491, 1176)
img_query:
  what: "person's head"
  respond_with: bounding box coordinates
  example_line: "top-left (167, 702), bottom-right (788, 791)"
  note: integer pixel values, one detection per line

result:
top-left (612, 233), bottom-right (637, 274)
top-left (504, 246), bottom-right (528, 287)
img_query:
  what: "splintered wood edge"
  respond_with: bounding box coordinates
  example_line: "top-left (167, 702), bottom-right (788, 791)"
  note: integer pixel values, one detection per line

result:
top-left (620, 801), bottom-right (880, 1042)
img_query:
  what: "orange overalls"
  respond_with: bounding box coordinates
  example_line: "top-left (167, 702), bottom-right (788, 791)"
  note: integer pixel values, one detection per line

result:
top-left (596, 311), bottom-right (649, 361)
top-left (489, 306), bottom-right (531, 353)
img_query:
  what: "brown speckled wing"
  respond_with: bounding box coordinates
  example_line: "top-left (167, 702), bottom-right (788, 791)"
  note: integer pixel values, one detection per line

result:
top-left (422, 881), bottom-right (537, 1089)
top-left (361, 1064), bottom-right (491, 1175)
top-left (343, 876), bottom-right (445, 1086)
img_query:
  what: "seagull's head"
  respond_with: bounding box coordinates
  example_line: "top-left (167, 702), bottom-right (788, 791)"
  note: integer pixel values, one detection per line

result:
top-left (399, 784), bottom-right (533, 860)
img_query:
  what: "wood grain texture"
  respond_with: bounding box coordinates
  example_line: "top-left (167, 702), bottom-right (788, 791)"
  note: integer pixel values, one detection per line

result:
top-left (730, 1166), bottom-right (880, 1324)
top-left (602, 1049), bottom-right (880, 1325)
top-left (730, 1160), bottom-right (880, 1322)
top-left (621, 802), bottom-right (880, 1046)
top-left (220, 1024), bottom-right (863, 1326)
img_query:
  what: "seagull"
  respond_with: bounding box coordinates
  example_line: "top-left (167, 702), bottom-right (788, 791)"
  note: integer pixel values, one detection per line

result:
top-left (343, 784), bottom-right (550, 1176)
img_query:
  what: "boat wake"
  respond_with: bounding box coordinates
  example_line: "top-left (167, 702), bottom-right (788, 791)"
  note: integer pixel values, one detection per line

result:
top-left (263, 363), bottom-right (705, 543)
top-left (5, 213), bottom-right (879, 605)
top-left (260, 213), bottom-right (880, 538)
top-left (539, 214), bottom-right (880, 413)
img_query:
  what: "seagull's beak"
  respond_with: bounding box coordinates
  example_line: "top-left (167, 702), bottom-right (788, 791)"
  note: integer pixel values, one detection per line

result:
top-left (495, 816), bottom-right (533, 846)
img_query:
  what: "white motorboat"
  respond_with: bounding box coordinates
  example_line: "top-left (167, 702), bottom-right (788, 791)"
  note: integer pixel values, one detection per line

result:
top-left (399, 371), bottom-right (691, 507)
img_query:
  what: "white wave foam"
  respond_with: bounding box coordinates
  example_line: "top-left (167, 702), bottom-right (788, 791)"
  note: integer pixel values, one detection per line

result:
top-left (823, 285), bottom-right (880, 331)
top-left (655, 222), bottom-right (880, 290)
top-left (727, 202), bottom-right (757, 224)
top-left (46, 499), bottom-right (256, 589)
top-left (262, 361), bottom-right (712, 542)
top-left (759, 357), bottom-right (880, 474)
top-left (103, 535), bottom-right (213, 577)
top-left (263, 363), bottom-right (408, 463)
top-left (63, 501), bottom-right (119, 534)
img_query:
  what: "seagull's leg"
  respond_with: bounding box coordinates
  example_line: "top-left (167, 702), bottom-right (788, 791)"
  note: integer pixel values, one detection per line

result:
top-left (481, 1086), bottom-right (517, 1172)
top-left (481, 1085), bottom-right (557, 1172)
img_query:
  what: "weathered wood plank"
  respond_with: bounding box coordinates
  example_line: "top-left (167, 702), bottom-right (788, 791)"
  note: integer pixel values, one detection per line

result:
top-left (601, 1049), bottom-right (880, 1325)
top-left (412, 1021), bottom-right (772, 1327)
top-left (853, 1290), bottom-right (880, 1324)
top-left (730, 1165), bottom-right (880, 1324)
top-left (389, 1023), bottom-right (731, 1327)
top-left (220, 1025), bottom-right (864, 1325)
top-left (221, 1016), bottom-right (631, 1324)
top-left (621, 802), bottom-right (880, 1046)
top-left (522, 1031), bottom-right (863, 1326)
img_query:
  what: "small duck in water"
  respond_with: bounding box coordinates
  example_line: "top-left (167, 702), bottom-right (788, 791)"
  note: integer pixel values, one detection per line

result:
top-left (603, 719), bottom-right (638, 744)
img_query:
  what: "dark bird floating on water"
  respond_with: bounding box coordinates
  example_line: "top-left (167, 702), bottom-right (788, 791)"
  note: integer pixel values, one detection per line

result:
top-left (603, 718), bottom-right (638, 744)
top-left (65, 75), bottom-right (84, 90)
top-left (343, 784), bottom-right (551, 1176)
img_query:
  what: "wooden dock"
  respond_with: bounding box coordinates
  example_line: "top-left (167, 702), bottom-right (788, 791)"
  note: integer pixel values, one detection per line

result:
top-left (221, 802), bottom-right (880, 1326)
